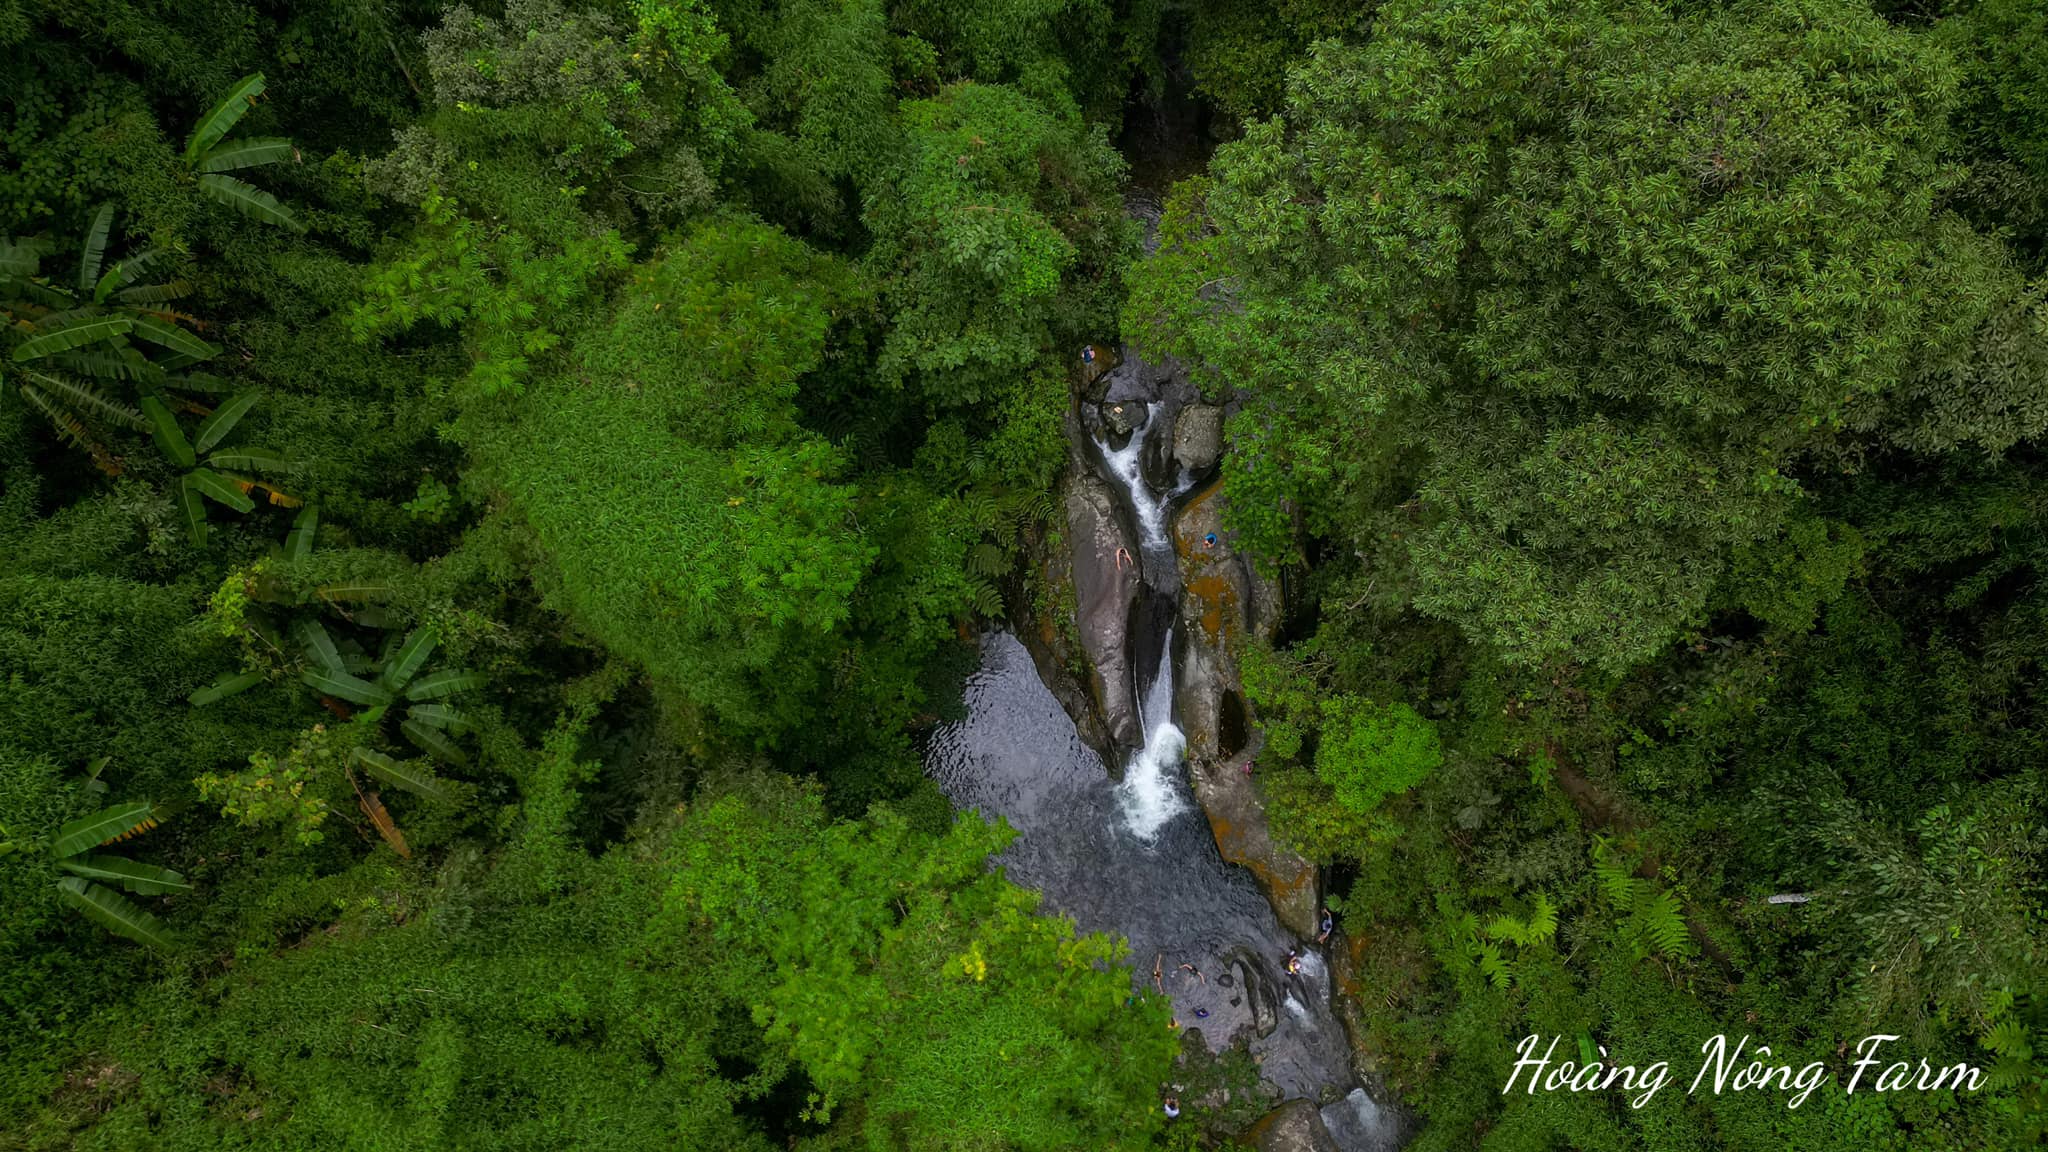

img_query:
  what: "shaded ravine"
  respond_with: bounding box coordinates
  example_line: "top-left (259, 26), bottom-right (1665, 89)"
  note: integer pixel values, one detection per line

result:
top-left (928, 362), bottom-right (1398, 1146)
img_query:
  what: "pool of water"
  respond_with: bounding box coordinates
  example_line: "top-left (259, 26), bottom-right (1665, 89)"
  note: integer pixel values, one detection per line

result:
top-left (926, 631), bottom-right (1380, 1133)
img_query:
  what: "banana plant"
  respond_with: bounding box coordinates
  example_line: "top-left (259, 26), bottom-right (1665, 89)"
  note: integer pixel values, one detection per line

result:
top-left (3, 209), bottom-right (294, 537)
top-left (47, 801), bottom-right (190, 951)
top-left (184, 73), bottom-right (304, 233)
top-left (188, 506), bottom-right (410, 705)
top-left (297, 621), bottom-right (484, 768)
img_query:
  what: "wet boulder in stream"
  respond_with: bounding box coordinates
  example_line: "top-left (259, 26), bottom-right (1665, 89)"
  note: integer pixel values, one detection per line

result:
top-left (1062, 469), bottom-right (1144, 748)
top-left (1100, 398), bottom-right (1142, 437)
top-left (1173, 403), bottom-right (1224, 474)
top-left (1241, 1098), bottom-right (1342, 1152)
top-left (1173, 481), bottom-right (1320, 940)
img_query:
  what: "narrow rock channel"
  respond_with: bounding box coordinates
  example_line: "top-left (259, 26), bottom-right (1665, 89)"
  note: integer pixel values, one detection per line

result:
top-left (925, 196), bottom-right (1401, 1145)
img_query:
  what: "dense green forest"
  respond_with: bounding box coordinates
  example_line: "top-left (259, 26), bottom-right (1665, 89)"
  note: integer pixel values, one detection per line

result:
top-left (0, 0), bottom-right (2042, 1149)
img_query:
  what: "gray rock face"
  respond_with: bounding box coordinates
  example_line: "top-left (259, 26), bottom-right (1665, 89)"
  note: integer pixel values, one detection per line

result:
top-left (1173, 481), bottom-right (1318, 940)
top-left (1101, 399), bottom-right (1142, 437)
top-left (1063, 470), bottom-right (1143, 748)
top-left (1174, 404), bottom-right (1225, 474)
top-left (1242, 1098), bottom-right (1341, 1152)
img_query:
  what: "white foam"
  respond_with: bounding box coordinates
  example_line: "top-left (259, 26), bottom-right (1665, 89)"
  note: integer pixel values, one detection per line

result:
top-left (1320, 1088), bottom-right (1387, 1150)
top-left (1117, 721), bottom-right (1189, 840)
top-left (1117, 620), bottom-right (1189, 840)
top-left (1099, 404), bottom-right (1168, 547)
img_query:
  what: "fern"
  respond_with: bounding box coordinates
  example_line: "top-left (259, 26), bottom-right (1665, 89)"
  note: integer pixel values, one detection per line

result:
top-left (1625, 889), bottom-right (1693, 960)
top-left (1473, 940), bottom-right (1511, 990)
top-left (968, 580), bottom-right (1005, 620)
top-left (1526, 892), bottom-right (1559, 945)
top-left (1591, 835), bottom-right (1640, 911)
top-left (967, 542), bottom-right (1010, 579)
top-left (1484, 892), bottom-right (1558, 948)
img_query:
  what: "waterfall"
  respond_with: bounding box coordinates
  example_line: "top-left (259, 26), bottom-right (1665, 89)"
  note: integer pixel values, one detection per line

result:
top-left (1098, 407), bottom-right (1170, 550)
top-left (1116, 620), bottom-right (1188, 839)
top-left (1101, 402), bottom-right (1193, 841)
top-left (927, 379), bottom-right (1401, 1152)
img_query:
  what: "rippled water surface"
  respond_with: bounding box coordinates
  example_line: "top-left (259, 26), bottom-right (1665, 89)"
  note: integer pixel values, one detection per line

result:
top-left (926, 632), bottom-right (1366, 1117)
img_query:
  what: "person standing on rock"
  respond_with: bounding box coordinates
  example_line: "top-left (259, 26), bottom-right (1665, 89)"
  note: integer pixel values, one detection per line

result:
top-left (1319, 908), bottom-right (1334, 943)
top-left (1284, 949), bottom-right (1302, 975)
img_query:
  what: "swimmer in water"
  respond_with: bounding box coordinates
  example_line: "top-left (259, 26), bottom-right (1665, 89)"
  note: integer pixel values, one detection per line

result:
top-left (1284, 949), bottom-right (1302, 975)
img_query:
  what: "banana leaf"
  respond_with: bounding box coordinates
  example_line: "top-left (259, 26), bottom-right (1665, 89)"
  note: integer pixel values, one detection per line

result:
top-left (168, 371), bottom-right (233, 394)
top-left (189, 669), bottom-right (264, 705)
top-left (128, 314), bottom-right (216, 360)
top-left (404, 670), bottom-right (485, 701)
top-left (352, 748), bottom-right (450, 802)
top-left (177, 474), bottom-right (209, 546)
top-left (11, 316), bottom-right (134, 361)
top-left (58, 855), bottom-right (192, 895)
top-left (50, 347), bottom-right (162, 382)
top-left (140, 395), bottom-right (197, 467)
top-left (315, 581), bottom-right (394, 602)
top-left (404, 703), bottom-right (474, 734)
top-left (300, 666), bottom-right (393, 707)
top-left (186, 74), bottom-right (265, 163)
top-left (52, 803), bottom-right (158, 858)
top-left (198, 137), bottom-right (292, 172)
top-left (206, 446), bottom-right (290, 472)
top-left (357, 792), bottom-right (409, 859)
top-left (194, 390), bottom-right (259, 453)
top-left (196, 174), bottom-right (304, 233)
top-left (115, 280), bottom-right (193, 305)
top-left (186, 467), bottom-right (255, 513)
top-left (378, 627), bottom-right (441, 691)
top-left (77, 204), bottom-right (113, 292)
top-left (291, 618), bottom-right (345, 673)
top-left (55, 877), bottom-right (176, 950)
top-left (401, 717), bottom-right (470, 767)
top-left (0, 236), bottom-right (40, 277)
top-left (285, 504), bottom-right (319, 562)
top-left (22, 372), bottom-right (146, 430)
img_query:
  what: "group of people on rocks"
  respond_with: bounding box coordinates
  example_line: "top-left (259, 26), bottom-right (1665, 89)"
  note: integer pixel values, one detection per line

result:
top-left (1158, 907), bottom-right (1338, 1120)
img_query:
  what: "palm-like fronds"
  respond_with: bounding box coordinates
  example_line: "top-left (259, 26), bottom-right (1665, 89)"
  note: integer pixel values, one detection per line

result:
top-left (184, 75), bottom-right (303, 232)
top-left (20, 372), bottom-right (145, 431)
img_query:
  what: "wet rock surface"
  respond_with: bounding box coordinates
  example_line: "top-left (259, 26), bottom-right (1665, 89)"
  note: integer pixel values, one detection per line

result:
top-left (1172, 481), bottom-right (1319, 939)
top-left (1243, 1099), bottom-right (1341, 1152)
top-left (1062, 469), bottom-right (1143, 748)
top-left (927, 634), bottom-right (1361, 1106)
top-left (1174, 403), bottom-right (1224, 473)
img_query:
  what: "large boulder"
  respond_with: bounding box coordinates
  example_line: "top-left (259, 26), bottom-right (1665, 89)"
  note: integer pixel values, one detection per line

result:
top-left (1173, 404), bottom-right (1224, 474)
top-left (1241, 1099), bottom-right (1340, 1152)
top-left (1101, 398), bottom-right (1143, 437)
top-left (1064, 469), bottom-right (1143, 748)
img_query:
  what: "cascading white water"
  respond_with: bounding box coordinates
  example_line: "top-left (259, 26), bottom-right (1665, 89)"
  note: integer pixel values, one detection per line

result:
top-left (1116, 620), bottom-right (1187, 839)
top-left (1105, 403), bottom-right (1192, 841)
top-left (1098, 407), bottom-right (1171, 549)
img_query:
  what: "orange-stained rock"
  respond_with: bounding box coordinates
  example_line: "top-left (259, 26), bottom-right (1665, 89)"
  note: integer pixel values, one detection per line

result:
top-left (1171, 480), bottom-right (1317, 939)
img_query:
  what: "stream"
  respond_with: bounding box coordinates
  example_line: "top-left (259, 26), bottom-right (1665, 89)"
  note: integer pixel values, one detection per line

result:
top-left (926, 331), bottom-right (1398, 1147)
